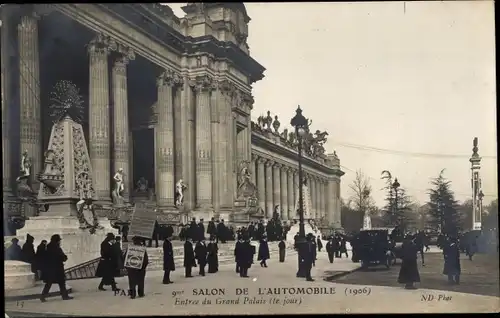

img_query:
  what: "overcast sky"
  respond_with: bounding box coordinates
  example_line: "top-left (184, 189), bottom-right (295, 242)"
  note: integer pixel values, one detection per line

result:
top-left (166, 1), bottom-right (497, 207)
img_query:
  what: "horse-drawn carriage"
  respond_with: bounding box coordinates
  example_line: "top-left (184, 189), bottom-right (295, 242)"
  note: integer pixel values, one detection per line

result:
top-left (352, 229), bottom-right (395, 269)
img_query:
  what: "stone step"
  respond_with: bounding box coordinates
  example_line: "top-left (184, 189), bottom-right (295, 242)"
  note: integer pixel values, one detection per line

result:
top-left (4, 261), bottom-right (33, 275)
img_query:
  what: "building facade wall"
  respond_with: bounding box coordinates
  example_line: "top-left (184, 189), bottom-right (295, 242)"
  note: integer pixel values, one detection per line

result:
top-left (2, 3), bottom-right (343, 227)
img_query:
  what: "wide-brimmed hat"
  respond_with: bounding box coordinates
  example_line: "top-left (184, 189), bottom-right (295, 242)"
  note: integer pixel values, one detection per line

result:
top-left (106, 233), bottom-right (115, 240)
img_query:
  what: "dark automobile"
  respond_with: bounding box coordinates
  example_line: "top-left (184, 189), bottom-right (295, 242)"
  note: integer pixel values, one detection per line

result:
top-left (352, 229), bottom-right (394, 269)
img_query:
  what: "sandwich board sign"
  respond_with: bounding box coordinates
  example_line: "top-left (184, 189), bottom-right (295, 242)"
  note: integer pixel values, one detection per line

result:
top-left (128, 202), bottom-right (156, 239)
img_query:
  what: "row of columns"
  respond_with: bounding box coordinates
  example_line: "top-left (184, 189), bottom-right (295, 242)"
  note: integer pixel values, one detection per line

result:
top-left (251, 153), bottom-right (337, 222)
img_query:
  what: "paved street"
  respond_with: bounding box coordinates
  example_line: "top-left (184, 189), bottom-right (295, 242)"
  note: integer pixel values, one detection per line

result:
top-left (5, 249), bottom-right (499, 315)
top-left (330, 251), bottom-right (500, 298)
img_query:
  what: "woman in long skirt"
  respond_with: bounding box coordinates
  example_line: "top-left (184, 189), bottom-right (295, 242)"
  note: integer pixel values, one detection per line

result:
top-left (397, 234), bottom-right (420, 290)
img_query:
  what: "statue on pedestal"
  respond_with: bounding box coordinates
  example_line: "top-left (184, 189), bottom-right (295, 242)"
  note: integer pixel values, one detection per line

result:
top-left (17, 150), bottom-right (32, 181)
top-left (112, 168), bottom-right (125, 206)
top-left (175, 179), bottom-right (187, 207)
top-left (135, 177), bottom-right (149, 193)
top-left (236, 161), bottom-right (257, 199)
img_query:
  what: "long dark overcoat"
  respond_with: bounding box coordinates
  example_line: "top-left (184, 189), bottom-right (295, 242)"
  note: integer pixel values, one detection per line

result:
top-left (163, 239), bottom-right (175, 271)
top-left (183, 241), bottom-right (197, 268)
top-left (96, 241), bottom-right (117, 283)
top-left (443, 243), bottom-right (461, 276)
top-left (398, 241), bottom-right (420, 284)
top-left (257, 239), bottom-right (270, 261)
top-left (42, 242), bottom-right (67, 284)
top-left (207, 242), bottom-right (219, 273)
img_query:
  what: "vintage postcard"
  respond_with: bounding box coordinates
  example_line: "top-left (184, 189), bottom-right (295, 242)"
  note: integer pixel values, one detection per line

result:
top-left (2, 1), bottom-right (498, 316)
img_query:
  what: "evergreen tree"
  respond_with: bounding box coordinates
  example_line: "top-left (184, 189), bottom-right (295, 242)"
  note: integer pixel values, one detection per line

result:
top-left (427, 169), bottom-right (460, 235)
top-left (380, 170), bottom-right (414, 230)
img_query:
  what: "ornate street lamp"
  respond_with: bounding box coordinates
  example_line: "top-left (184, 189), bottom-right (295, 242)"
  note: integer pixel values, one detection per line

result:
top-left (290, 105), bottom-right (309, 278)
top-left (392, 178), bottom-right (401, 229)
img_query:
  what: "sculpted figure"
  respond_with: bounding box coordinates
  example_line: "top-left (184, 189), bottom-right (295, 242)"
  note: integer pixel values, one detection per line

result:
top-left (136, 177), bottom-right (149, 193)
top-left (175, 179), bottom-right (187, 207)
top-left (272, 115), bottom-right (281, 133)
top-left (280, 128), bottom-right (288, 141)
top-left (264, 111), bottom-right (273, 130)
top-left (113, 168), bottom-right (125, 203)
top-left (20, 150), bottom-right (32, 178)
top-left (237, 161), bottom-right (257, 199)
top-left (42, 150), bottom-right (57, 175)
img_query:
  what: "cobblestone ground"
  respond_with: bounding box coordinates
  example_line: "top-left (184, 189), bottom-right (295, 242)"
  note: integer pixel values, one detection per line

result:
top-left (330, 251), bottom-right (500, 298)
top-left (5, 250), bottom-right (499, 315)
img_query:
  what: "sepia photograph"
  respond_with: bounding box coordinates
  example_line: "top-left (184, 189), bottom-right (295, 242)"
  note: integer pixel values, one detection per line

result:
top-left (2, 1), bottom-right (498, 316)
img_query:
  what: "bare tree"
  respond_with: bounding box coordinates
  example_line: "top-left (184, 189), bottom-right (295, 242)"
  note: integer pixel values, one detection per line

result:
top-left (349, 170), bottom-right (376, 219)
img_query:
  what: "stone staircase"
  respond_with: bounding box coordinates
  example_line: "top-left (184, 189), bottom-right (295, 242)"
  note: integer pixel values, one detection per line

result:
top-left (4, 261), bottom-right (35, 290)
top-left (146, 241), bottom-right (296, 271)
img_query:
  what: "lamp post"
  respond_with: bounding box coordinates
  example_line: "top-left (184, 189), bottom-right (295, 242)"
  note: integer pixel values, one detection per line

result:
top-left (290, 105), bottom-right (309, 278)
top-left (392, 178), bottom-right (400, 228)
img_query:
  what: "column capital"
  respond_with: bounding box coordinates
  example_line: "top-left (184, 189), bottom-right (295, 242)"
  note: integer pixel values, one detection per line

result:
top-left (114, 44), bottom-right (135, 65)
top-left (87, 33), bottom-right (117, 56)
top-left (272, 162), bottom-right (282, 169)
top-left (189, 75), bottom-right (216, 92)
top-left (218, 80), bottom-right (238, 96)
top-left (157, 68), bottom-right (183, 87)
top-left (281, 165), bottom-right (290, 172)
top-left (251, 153), bottom-right (258, 162)
top-left (257, 157), bottom-right (267, 164)
top-left (264, 159), bottom-right (274, 167)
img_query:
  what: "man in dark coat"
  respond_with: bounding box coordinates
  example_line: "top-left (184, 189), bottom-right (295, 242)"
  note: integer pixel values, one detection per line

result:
top-left (216, 219), bottom-right (227, 243)
top-left (443, 236), bottom-right (461, 285)
top-left (147, 220), bottom-right (160, 248)
top-left (162, 233), bottom-right (175, 284)
top-left (339, 236), bottom-right (348, 258)
top-left (248, 222), bottom-right (255, 240)
top-left (415, 231), bottom-right (427, 266)
top-left (397, 234), bottom-right (420, 289)
top-left (195, 239), bottom-right (208, 276)
top-left (300, 234), bottom-right (315, 282)
top-left (326, 236), bottom-right (335, 263)
top-left (188, 218), bottom-right (197, 241)
top-left (207, 218), bottom-right (217, 240)
top-left (238, 236), bottom-right (253, 278)
top-left (197, 219), bottom-right (206, 242)
top-left (21, 234), bottom-right (36, 275)
top-left (278, 239), bottom-right (286, 262)
top-left (35, 240), bottom-right (47, 281)
top-left (257, 235), bottom-right (270, 267)
top-left (6, 238), bottom-right (22, 261)
top-left (125, 236), bottom-right (149, 299)
top-left (179, 223), bottom-right (186, 241)
top-left (112, 236), bottom-right (125, 277)
top-left (234, 237), bottom-right (243, 273)
top-left (96, 233), bottom-right (119, 291)
top-left (311, 236), bottom-right (317, 266)
top-left (316, 236), bottom-right (323, 252)
top-left (293, 232), bottom-right (299, 251)
top-left (333, 235), bottom-right (341, 258)
top-left (256, 220), bottom-right (265, 241)
top-left (207, 238), bottom-right (219, 273)
top-left (183, 237), bottom-right (196, 278)
top-left (40, 234), bottom-right (73, 302)
top-left (122, 223), bottom-right (129, 242)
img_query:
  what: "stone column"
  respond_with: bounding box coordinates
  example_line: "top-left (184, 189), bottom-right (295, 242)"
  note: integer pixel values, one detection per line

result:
top-left (210, 84), bottom-right (220, 215)
top-left (250, 154), bottom-right (257, 187)
top-left (180, 77), bottom-right (195, 211)
top-left (155, 70), bottom-right (181, 208)
top-left (287, 168), bottom-right (294, 220)
top-left (319, 179), bottom-right (325, 219)
top-left (218, 81), bottom-right (235, 208)
top-left (293, 171), bottom-right (299, 207)
top-left (334, 177), bottom-right (342, 227)
top-left (327, 178), bottom-right (335, 226)
top-left (2, 10), bottom-right (13, 201)
top-left (256, 157), bottom-right (266, 214)
top-left (18, 13), bottom-right (42, 196)
top-left (192, 75), bottom-right (215, 210)
top-left (111, 46), bottom-right (134, 202)
top-left (265, 160), bottom-right (273, 219)
top-left (280, 166), bottom-right (288, 220)
top-left (88, 34), bottom-right (115, 202)
top-left (272, 163), bottom-right (281, 215)
top-left (308, 174), bottom-right (315, 219)
top-left (315, 177), bottom-right (320, 220)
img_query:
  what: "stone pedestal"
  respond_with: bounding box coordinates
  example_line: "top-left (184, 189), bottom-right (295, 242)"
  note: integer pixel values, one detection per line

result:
top-left (4, 261), bottom-right (35, 291)
top-left (38, 116), bottom-right (97, 215)
top-left (16, 216), bottom-right (117, 268)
